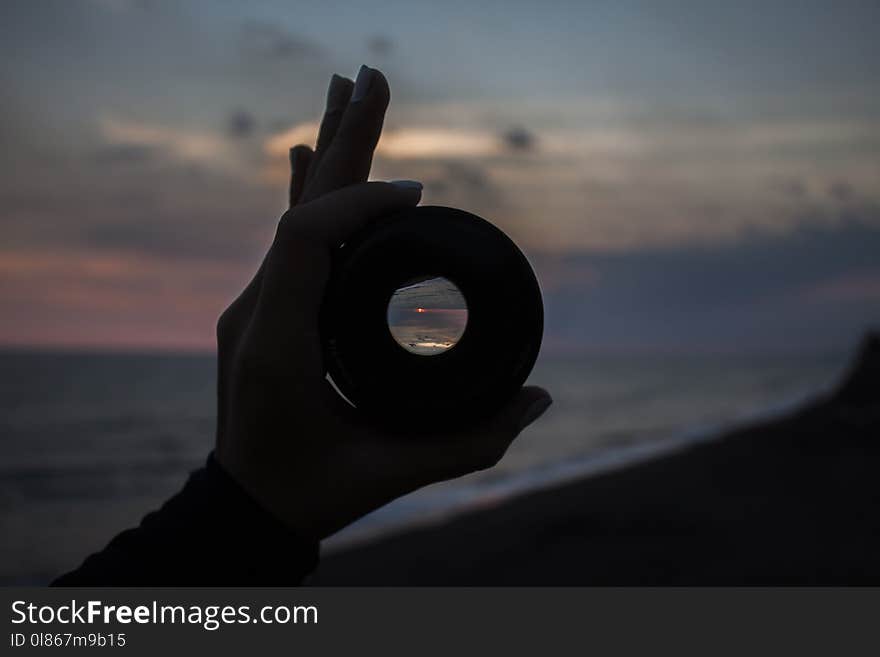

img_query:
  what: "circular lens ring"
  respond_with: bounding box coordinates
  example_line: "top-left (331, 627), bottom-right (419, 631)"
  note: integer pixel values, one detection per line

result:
top-left (321, 206), bottom-right (543, 429)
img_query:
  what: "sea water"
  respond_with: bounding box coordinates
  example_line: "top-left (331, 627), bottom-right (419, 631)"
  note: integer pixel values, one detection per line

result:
top-left (0, 349), bottom-right (848, 584)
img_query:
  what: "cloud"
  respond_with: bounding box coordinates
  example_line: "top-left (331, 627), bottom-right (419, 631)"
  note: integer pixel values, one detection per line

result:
top-left (4, 218), bottom-right (877, 352)
top-left (0, 247), bottom-right (243, 351)
top-left (240, 21), bottom-right (321, 59)
top-left (829, 181), bottom-right (855, 202)
top-left (6, 104), bottom-right (880, 353)
top-left (262, 122), bottom-right (507, 191)
top-left (501, 126), bottom-right (536, 151)
top-left (98, 116), bottom-right (238, 173)
top-left (227, 109), bottom-right (256, 139)
top-left (769, 177), bottom-right (807, 199)
top-left (90, 143), bottom-right (157, 165)
top-left (264, 122), bottom-right (500, 162)
top-left (380, 128), bottom-right (501, 159)
top-left (367, 35), bottom-right (394, 56)
top-left (261, 98), bottom-right (880, 254)
top-left (264, 121), bottom-right (319, 157)
top-left (0, 0), bottom-right (875, 353)
top-left (805, 269), bottom-right (880, 304)
top-left (537, 219), bottom-right (880, 352)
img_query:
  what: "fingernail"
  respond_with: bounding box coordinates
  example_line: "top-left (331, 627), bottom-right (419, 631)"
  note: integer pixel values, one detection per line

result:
top-left (351, 65), bottom-right (373, 103)
top-left (389, 179), bottom-right (423, 191)
top-left (326, 74), bottom-right (349, 111)
top-left (517, 396), bottom-right (552, 433)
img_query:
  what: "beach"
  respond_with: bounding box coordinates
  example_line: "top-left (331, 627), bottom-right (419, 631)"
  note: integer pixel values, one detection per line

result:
top-left (312, 334), bottom-right (880, 584)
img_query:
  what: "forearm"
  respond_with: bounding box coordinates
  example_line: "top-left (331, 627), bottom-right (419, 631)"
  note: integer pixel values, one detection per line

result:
top-left (53, 453), bottom-right (319, 586)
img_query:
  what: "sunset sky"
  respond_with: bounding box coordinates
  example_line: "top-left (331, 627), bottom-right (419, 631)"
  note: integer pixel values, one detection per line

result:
top-left (387, 277), bottom-right (468, 354)
top-left (2, 0), bottom-right (878, 352)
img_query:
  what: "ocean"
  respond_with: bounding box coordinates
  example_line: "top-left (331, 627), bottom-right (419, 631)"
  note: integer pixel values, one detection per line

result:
top-left (0, 349), bottom-right (849, 584)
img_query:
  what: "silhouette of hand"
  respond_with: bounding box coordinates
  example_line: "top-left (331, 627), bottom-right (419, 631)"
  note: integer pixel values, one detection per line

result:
top-left (214, 67), bottom-right (552, 540)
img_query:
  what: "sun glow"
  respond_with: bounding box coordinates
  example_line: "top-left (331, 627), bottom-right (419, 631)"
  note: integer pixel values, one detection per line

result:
top-left (264, 123), bottom-right (499, 160)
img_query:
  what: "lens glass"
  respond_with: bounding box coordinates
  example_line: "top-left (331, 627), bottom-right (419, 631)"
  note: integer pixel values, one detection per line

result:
top-left (387, 276), bottom-right (468, 355)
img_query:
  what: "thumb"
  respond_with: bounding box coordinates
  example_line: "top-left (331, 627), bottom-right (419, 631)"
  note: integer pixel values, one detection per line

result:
top-left (495, 386), bottom-right (553, 437)
top-left (263, 179), bottom-right (423, 308)
top-left (253, 180), bottom-right (422, 370)
top-left (466, 386), bottom-right (552, 472)
top-left (423, 386), bottom-right (553, 480)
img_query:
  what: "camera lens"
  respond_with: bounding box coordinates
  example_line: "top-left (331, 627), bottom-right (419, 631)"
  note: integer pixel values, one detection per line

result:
top-left (387, 276), bottom-right (468, 355)
top-left (321, 205), bottom-right (543, 429)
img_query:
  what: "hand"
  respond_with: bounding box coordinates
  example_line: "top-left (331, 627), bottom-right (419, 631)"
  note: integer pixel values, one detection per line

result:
top-left (214, 66), bottom-right (552, 541)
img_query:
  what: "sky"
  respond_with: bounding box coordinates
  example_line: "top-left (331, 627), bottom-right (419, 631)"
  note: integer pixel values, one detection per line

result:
top-left (387, 277), bottom-right (469, 354)
top-left (1, 0), bottom-right (878, 352)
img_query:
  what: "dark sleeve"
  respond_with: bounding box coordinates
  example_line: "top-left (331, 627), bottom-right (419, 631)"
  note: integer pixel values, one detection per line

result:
top-left (52, 453), bottom-right (319, 586)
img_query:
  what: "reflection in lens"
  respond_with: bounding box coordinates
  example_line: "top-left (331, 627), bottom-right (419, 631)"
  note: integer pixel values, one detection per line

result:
top-left (387, 277), bottom-right (468, 355)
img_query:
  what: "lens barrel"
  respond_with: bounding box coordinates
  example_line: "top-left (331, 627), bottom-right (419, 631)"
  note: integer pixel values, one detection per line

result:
top-left (320, 205), bottom-right (543, 430)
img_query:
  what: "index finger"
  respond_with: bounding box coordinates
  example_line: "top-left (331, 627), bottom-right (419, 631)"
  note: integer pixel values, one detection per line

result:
top-left (251, 181), bottom-right (422, 367)
top-left (302, 66), bottom-right (390, 201)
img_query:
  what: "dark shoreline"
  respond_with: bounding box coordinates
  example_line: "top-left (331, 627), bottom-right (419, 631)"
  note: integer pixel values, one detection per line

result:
top-left (312, 334), bottom-right (880, 585)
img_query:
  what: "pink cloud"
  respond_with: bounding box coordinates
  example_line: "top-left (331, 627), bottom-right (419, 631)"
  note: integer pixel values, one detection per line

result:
top-left (0, 249), bottom-right (251, 351)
